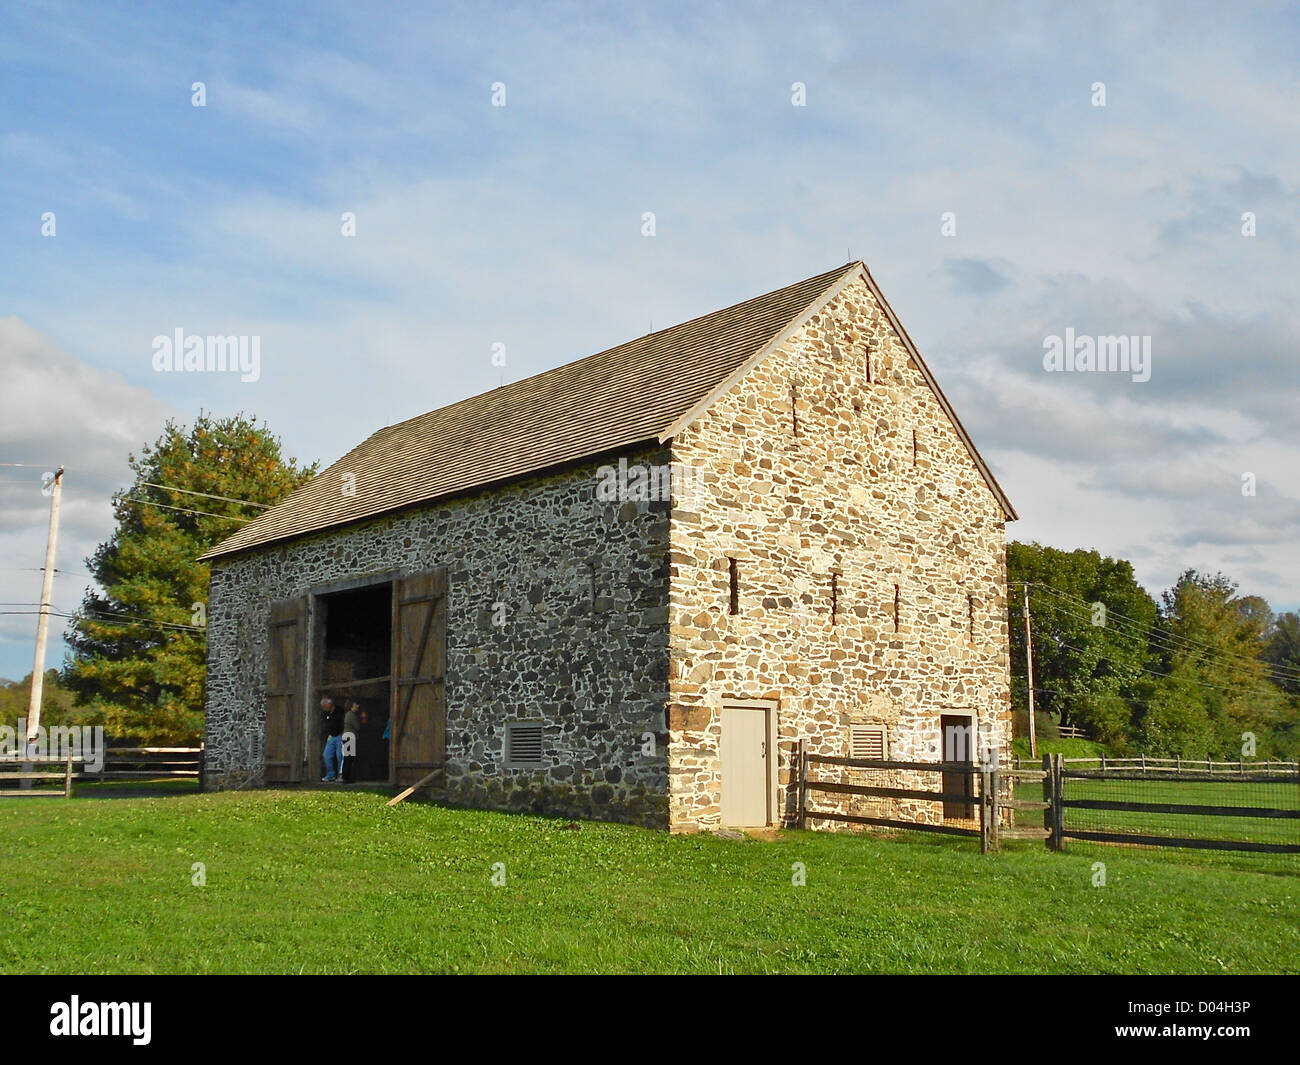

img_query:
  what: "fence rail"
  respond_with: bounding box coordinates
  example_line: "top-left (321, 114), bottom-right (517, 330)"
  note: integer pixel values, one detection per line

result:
top-left (0, 746), bottom-right (203, 797)
top-left (801, 749), bottom-right (1300, 860)
top-left (797, 744), bottom-right (1048, 852)
top-left (0, 754), bottom-right (74, 797)
top-left (1054, 760), bottom-right (1300, 855)
top-left (1015, 755), bottom-right (1299, 775)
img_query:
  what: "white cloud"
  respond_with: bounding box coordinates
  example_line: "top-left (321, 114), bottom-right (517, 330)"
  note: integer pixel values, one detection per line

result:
top-left (0, 318), bottom-right (177, 679)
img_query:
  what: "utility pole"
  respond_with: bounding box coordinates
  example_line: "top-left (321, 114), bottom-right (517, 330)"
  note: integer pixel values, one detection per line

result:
top-left (1023, 581), bottom-right (1037, 759)
top-left (26, 467), bottom-right (64, 745)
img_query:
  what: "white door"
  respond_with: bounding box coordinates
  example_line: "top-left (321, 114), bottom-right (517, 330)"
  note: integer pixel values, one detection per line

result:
top-left (721, 706), bottom-right (769, 827)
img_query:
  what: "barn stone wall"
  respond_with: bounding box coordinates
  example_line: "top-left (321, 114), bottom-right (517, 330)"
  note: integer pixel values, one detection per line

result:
top-left (204, 444), bottom-right (672, 828)
top-left (666, 276), bottom-right (1013, 831)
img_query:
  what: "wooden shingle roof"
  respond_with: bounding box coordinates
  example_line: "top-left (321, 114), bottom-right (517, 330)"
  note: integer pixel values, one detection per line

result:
top-left (202, 262), bottom-right (861, 560)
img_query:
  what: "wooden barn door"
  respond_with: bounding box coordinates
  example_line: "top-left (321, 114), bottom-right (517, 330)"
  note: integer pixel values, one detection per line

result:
top-left (265, 597), bottom-right (308, 783)
top-left (390, 569), bottom-right (448, 787)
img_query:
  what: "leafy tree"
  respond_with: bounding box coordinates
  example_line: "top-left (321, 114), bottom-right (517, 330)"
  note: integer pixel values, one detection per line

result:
top-left (1131, 665), bottom-right (1216, 758)
top-left (1008, 542), bottom-right (1158, 747)
top-left (1149, 570), bottom-right (1286, 758)
top-left (0, 671), bottom-right (84, 732)
top-left (62, 413), bottom-right (316, 744)
top-left (1264, 612), bottom-right (1300, 695)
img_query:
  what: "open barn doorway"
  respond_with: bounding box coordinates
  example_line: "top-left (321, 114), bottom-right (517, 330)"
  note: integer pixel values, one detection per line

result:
top-left (313, 583), bottom-right (392, 783)
top-left (264, 568), bottom-right (446, 786)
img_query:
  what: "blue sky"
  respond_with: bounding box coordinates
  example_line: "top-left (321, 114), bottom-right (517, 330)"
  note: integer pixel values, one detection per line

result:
top-left (1, 0), bottom-right (1298, 682)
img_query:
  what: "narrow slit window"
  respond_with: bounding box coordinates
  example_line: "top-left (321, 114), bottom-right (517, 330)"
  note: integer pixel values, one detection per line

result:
top-left (791, 384), bottom-right (799, 437)
top-left (830, 572), bottom-right (839, 625)
top-left (893, 584), bottom-right (900, 632)
top-left (865, 345), bottom-right (872, 384)
top-left (912, 429), bottom-right (918, 467)
top-left (728, 557), bottom-right (739, 616)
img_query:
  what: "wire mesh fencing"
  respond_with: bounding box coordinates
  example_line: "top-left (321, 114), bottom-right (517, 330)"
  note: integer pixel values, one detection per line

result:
top-left (1056, 761), bottom-right (1300, 856)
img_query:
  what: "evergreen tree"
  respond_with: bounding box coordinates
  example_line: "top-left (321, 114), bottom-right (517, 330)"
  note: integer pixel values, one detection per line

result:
top-left (62, 413), bottom-right (316, 744)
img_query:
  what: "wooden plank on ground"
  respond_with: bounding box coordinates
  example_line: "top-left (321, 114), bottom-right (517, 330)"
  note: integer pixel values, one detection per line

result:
top-left (1001, 827), bottom-right (1052, 840)
top-left (386, 768), bottom-right (442, 807)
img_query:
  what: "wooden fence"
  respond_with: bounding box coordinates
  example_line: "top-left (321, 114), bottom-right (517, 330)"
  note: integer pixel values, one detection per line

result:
top-left (0, 754), bottom-right (74, 797)
top-left (1014, 755), bottom-right (1299, 776)
top-left (0, 746), bottom-right (203, 797)
top-left (82, 747), bottom-right (203, 785)
top-left (1054, 760), bottom-right (1300, 855)
top-left (797, 745), bottom-right (1053, 853)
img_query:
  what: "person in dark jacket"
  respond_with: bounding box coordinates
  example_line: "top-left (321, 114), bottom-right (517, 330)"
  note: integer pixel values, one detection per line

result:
top-left (340, 700), bottom-right (361, 783)
top-left (321, 697), bottom-right (345, 782)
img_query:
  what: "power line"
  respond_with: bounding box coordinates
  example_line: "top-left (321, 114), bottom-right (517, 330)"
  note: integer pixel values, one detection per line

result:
top-left (1010, 579), bottom-right (1300, 681)
top-left (137, 482), bottom-right (270, 509)
top-left (1014, 587), bottom-right (1294, 699)
top-left (0, 608), bottom-right (206, 635)
top-left (1052, 633), bottom-right (1267, 700)
top-left (1025, 581), bottom-right (1300, 683)
top-left (1032, 592), bottom-right (1287, 698)
top-left (121, 497), bottom-right (249, 523)
top-left (77, 609), bottom-right (205, 634)
top-left (1024, 581), bottom-right (1260, 665)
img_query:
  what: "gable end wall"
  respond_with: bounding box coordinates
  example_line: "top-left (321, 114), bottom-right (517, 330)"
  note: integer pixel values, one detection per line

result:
top-left (668, 276), bottom-right (1013, 831)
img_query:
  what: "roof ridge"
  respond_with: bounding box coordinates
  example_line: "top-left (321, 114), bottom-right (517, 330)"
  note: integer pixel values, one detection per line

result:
top-left (200, 261), bottom-right (879, 560)
top-left (370, 261), bottom-right (859, 439)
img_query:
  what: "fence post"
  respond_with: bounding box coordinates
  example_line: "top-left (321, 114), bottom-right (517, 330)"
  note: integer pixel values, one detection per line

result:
top-left (977, 764), bottom-right (987, 853)
top-left (1041, 753), bottom-right (1053, 850)
top-left (980, 763), bottom-right (999, 854)
top-left (1053, 754), bottom-right (1066, 852)
top-left (797, 740), bottom-right (807, 830)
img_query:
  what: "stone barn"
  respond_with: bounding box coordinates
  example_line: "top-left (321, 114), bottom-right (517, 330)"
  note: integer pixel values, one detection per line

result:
top-left (201, 260), bottom-right (1017, 832)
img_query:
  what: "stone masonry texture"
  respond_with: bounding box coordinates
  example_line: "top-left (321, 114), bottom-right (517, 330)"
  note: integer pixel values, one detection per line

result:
top-left (205, 274), bottom-right (1012, 833)
top-left (204, 443), bottom-right (673, 827)
top-left (666, 277), bottom-right (1013, 831)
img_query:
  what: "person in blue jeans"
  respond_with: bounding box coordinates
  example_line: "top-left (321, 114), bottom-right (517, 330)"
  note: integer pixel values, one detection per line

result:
top-left (320, 696), bottom-right (345, 782)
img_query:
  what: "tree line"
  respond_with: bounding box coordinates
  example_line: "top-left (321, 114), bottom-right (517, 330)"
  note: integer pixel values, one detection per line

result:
top-left (1010, 542), bottom-right (1300, 760)
top-left (11, 412), bottom-right (1299, 759)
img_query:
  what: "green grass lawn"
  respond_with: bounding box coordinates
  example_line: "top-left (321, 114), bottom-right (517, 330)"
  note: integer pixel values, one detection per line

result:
top-left (2, 790), bottom-right (1297, 974)
top-left (1012, 736), bottom-right (1111, 760)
